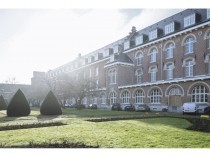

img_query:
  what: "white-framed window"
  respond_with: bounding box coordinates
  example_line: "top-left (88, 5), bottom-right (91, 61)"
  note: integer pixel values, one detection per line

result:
top-left (185, 59), bottom-right (194, 77)
top-left (136, 69), bottom-right (143, 83)
top-left (208, 33), bottom-right (210, 49)
top-left (108, 69), bottom-right (116, 84)
top-left (110, 92), bottom-right (117, 105)
top-left (93, 96), bottom-right (97, 104)
top-left (207, 9), bottom-right (210, 19)
top-left (166, 43), bottom-right (174, 59)
top-left (96, 80), bottom-right (99, 89)
top-left (124, 40), bottom-right (130, 50)
top-left (184, 37), bottom-right (195, 54)
top-left (95, 66), bottom-right (99, 76)
top-left (100, 93), bottom-right (106, 104)
top-left (135, 35), bottom-right (143, 45)
top-left (166, 63), bottom-right (173, 80)
top-left (89, 69), bottom-right (92, 77)
top-left (150, 67), bottom-right (157, 82)
top-left (135, 90), bottom-right (144, 104)
top-left (104, 49), bottom-right (110, 57)
top-left (184, 14), bottom-right (195, 27)
top-left (150, 89), bottom-right (161, 104)
top-left (150, 48), bottom-right (157, 63)
top-left (208, 57), bottom-right (210, 74)
top-left (121, 91), bottom-right (130, 104)
top-left (191, 86), bottom-right (208, 103)
top-left (165, 22), bottom-right (174, 34)
top-left (113, 45), bottom-right (119, 53)
top-left (136, 52), bottom-right (143, 65)
top-left (149, 29), bottom-right (157, 41)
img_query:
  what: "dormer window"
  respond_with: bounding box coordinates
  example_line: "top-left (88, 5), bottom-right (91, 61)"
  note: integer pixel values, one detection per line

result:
top-left (149, 29), bottom-right (157, 41)
top-left (165, 22), bottom-right (174, 35)
top-left (110, 54), bottom-right (115, 62)
top-left (88, 56), bottom-right (92, 63)
top-left (94, 53), bottom-right (98, 61)
top-left (184, 14), bottom-right (195, 27)
top-left (124, 40), bottom-right (130, 50)
top-left (135, 35), bottom-right (143, 45)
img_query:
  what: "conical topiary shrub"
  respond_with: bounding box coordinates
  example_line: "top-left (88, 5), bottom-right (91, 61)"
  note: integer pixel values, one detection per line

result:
top-left (0, 95), bottom-right (7, 110)
top-left (7, 89), bottom-right (31, 117)
top-left (40, 91), bottom-right (62, 115)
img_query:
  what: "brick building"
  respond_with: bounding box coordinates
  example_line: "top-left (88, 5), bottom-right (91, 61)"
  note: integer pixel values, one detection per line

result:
top-left (41, 9), bottom-right (210, 112)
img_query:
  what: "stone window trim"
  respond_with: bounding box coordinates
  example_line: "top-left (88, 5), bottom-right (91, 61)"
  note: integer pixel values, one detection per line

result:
top-left (163, 62), bottom-right (175, 70)
top-left (182, 57), bottom-right (196, 67)
top-left (163, 40), bottom-right (176, 51)
top-left (204, 53), bottom-right (210, 63)
top-left (148, 65), bottom-right (158, 73)
top-left (181, 34), bottom-right (197, 46)
top-left (135, 68), bottom-right (143, 75)
top-left (132, 88), bottom-right (146, 98)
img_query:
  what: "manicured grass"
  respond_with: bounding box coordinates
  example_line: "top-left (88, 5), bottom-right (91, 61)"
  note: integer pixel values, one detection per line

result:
top-left (0, 108), bottom-right (210, 148)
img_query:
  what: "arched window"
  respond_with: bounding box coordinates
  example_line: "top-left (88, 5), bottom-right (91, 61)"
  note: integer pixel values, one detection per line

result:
top-left (121, 91), bottom-right (130, 104)
top-left (149, 66), bottom-right (157, 82)
top-left (136, 52), bottom-right (143, 65)
top-left (185, 59), bottom-right (194, 77)
top-left (184, 37), bottom-right (195, 54)
top-left (136, 69), bottom-right (143, 83)
top-left (166, 63), bottom-right (173, 80)
top-left (191, 86), bottom-right (208, 103)
top-left (110, 92), bottom-right (116, 105)
top-left (165, 43), bottom-right (174, 59)
top-left (169, 87), bottom-right (182, 95)
top-left (150, 89), bottom-right (161, 103)
top-left (135, 90), bottom-right (144, 104)
top-left (150, 48), bottom-right (157, 62)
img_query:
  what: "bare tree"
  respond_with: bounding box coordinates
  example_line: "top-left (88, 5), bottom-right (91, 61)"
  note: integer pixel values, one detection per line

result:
top-left (5, 77), bottom-right (18, 84)
top-left (56, 73), bottom-right (96, 109)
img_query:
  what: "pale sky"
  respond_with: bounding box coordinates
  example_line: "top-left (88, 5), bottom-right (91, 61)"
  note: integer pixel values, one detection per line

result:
top-left (0, 8), bottom-right (184, 84)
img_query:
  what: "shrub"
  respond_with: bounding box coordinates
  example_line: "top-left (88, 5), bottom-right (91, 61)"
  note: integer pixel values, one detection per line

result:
top-left (7, 89), bottom-right (31, 117)
top-left (186, 118), bottom-right (210, 132)
top-left (0, 95), bottom-right (7, 110)
top-left (40, 91), bottom-right (62, 115)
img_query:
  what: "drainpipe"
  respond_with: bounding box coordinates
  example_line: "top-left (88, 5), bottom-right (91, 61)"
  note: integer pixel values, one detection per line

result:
top-left (160, 42), bottom-right (163, 80)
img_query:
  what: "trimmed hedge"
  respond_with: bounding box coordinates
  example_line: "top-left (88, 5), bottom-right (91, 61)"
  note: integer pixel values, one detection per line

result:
top-left (40, 91), bottom-right (62, 115)
top-left (0, 95), bottom-right (7, 110)
top-left (7, 89), bottom-right (31, 117)
top-left (1, 139), bottom-right (99, 148)
top-left (186, 118), bottom-right (210, 132)
top-left (0, 121), bottom-right (66, 131)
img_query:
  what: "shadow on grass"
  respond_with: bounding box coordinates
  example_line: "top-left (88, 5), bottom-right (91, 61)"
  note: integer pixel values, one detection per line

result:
top-left (133, 117), bottom-right (191, 130)
top-left (36, 115), bottom-right (60, 121)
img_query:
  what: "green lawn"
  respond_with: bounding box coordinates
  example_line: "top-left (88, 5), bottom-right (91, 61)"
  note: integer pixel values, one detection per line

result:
top-left (0, 108), bottom-right (210, 148)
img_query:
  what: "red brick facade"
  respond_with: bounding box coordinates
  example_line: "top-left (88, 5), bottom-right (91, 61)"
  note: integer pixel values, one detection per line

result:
top-left (44, 9), bottom-right (210, 112)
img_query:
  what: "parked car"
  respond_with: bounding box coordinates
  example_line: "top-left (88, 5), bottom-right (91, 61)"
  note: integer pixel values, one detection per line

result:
top-left (197, 103), bottom-right (209, 114)
top-left (182, 102), bottom-right (199, 115)
top-left (204, 106), bottom-right (210, 115)
top-left (135, 104), bottom-right (150, 112)
top-left (87, 104), bottom-right (97, 109)
top-left (149, 104), bottom-right (168, 112)
top-left (111, 103), bottom-right (122, 111)
top-left (124, 104), bottom-right (135, 111)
